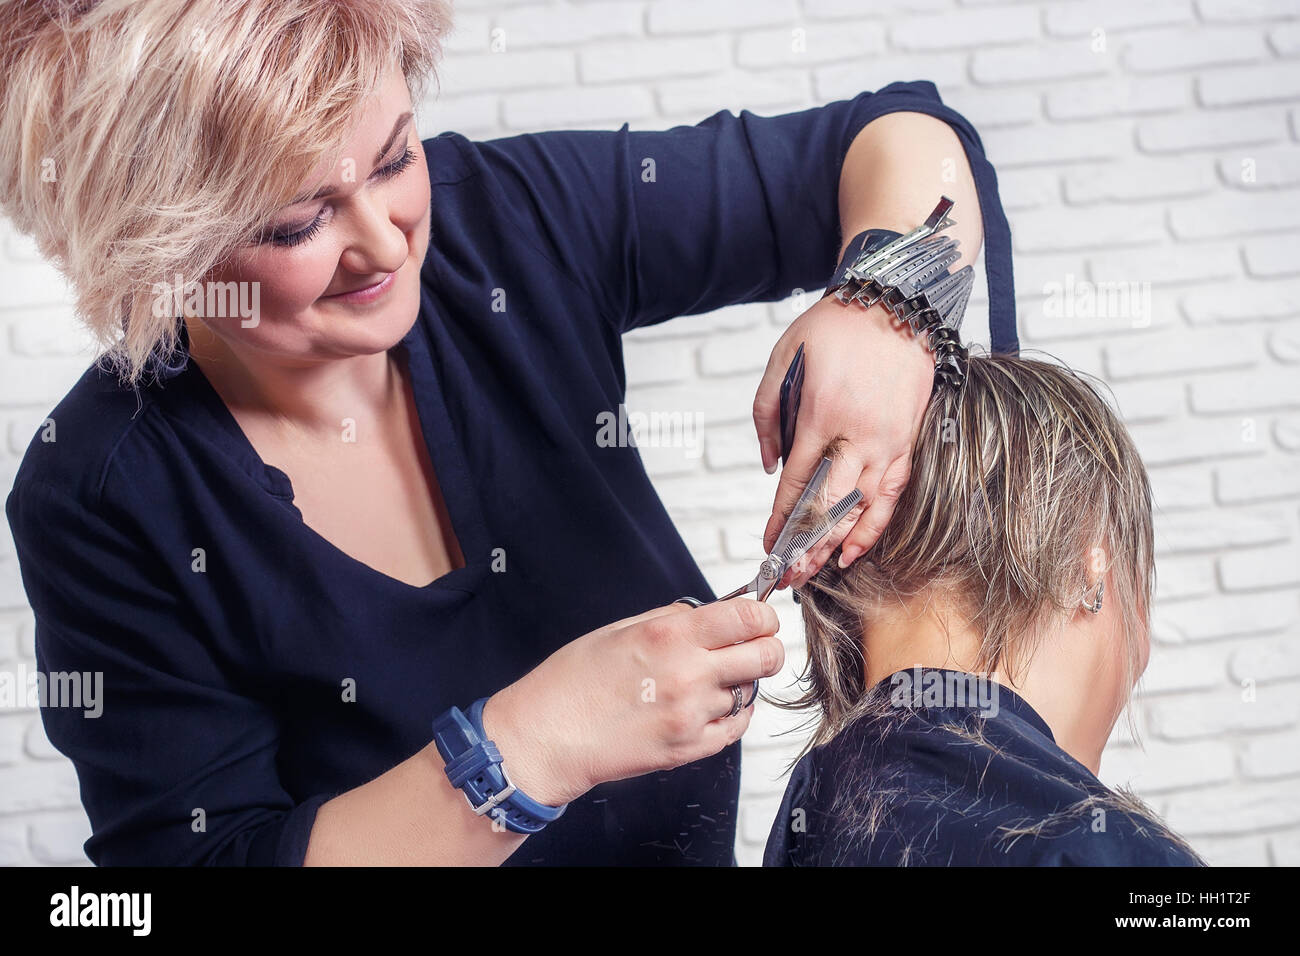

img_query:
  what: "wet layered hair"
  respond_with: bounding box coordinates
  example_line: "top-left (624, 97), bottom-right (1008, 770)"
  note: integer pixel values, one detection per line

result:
top-left (0, 0), bottom-right (453, 387)
top-left (774, 350), bottom-right (1157, 754)
top-left (770, 350), bottom-right (1204, 862)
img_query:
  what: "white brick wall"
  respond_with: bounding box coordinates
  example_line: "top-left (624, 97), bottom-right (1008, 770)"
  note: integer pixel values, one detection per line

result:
top-left (1, 0), bottom-right (1297, 867)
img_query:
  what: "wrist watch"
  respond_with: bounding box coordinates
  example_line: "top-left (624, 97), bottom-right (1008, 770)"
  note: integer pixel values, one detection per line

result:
top-left (823, 197), bottom-right (974, 392)
top-left (431, 697), bottom-right (568, 835)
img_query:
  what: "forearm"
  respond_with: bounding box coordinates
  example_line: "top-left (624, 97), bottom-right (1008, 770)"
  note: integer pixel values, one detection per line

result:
top-left (302, 690), bottom-right (576, 866)
top-left (837, 111), bottom-right (984, 272)
top-left (302, 739), bottom-right (529, 866)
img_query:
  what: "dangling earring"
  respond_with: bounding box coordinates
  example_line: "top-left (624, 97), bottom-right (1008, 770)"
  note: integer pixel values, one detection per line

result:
top-left (1081, 579), bottom-right (1104, 614)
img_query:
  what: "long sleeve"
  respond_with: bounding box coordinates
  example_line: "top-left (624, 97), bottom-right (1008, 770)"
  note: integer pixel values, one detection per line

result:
top-left (5, 476), bottom-right (330, 866)
top-left (466, 79), bottom-right (1018, 355)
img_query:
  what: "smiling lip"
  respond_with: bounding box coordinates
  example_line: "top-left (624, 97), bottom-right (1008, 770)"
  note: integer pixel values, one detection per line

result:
top-left (322, 270), bottom-right (397, 304)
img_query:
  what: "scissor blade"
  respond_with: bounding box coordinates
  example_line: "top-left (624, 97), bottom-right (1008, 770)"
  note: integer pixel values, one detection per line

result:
top-left (713, 581), bottom-right (756, 603)
top-left (770, 456), bottom-right (833, 560)
top-left (778, 487), bottom-right (863, 570)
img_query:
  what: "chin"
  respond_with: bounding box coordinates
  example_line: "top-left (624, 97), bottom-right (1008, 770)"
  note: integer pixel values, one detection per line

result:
top-left (318, 281), bottom-right (420, 356)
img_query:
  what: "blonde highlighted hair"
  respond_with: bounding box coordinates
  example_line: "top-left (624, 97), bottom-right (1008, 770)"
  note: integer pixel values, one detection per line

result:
top-left (776, 350), bottom-right (1156, 755)
top-left (0, 0), bottom-right (454, 387)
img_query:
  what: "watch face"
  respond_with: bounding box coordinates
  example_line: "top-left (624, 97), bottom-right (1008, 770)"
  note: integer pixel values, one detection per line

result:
top-left (779, 341), bottom-right (806, 465)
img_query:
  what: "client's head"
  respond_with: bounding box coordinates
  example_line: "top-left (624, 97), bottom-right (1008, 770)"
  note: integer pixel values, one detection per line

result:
top-left (786, 352), bottom-right (1155, 774)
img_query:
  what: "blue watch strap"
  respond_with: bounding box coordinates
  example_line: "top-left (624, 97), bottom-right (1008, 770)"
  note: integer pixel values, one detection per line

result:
top-left (431, 697), bottom-right (567, 835)
top-left (465, 698), bottom-right (569, 828)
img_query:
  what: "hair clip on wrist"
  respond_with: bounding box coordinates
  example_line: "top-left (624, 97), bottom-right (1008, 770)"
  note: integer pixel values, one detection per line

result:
top-left (823, 197), bottom-right (975, 393)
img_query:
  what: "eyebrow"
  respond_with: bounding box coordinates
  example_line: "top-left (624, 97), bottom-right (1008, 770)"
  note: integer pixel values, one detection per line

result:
top-left (288, 111), bottom-right (415, 206)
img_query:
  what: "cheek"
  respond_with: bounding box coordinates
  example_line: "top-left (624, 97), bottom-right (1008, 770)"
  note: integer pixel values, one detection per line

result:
top-left (195, 251), bottom-right (338, 353)
top-left (236, 248), bottom-right (338, 320)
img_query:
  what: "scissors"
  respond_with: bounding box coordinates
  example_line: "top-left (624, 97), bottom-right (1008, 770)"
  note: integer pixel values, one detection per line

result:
top-left (673, 450), bottom-right (863, 714)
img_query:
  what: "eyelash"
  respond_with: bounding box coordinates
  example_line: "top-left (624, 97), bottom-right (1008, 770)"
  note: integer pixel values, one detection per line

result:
top-left (267, 145), bottom-right (418, 248)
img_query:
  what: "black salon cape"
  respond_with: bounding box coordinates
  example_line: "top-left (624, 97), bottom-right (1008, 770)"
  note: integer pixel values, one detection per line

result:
top-left (763, 669), bottom-right (1204, 866)
top-left (6, 82), bottom-right (1018, 866)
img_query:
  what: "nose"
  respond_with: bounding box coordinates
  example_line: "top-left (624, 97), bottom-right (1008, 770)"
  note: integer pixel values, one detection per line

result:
top-left (337, 189), bottom-right (409, 277)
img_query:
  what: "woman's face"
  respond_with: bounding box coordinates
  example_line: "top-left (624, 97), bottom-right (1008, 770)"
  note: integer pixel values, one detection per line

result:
top-left (195, 66), bottom-right (431, 365)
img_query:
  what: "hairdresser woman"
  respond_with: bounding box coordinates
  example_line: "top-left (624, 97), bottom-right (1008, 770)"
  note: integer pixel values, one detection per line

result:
top-left (2, 0), bottom-right (1017, 865)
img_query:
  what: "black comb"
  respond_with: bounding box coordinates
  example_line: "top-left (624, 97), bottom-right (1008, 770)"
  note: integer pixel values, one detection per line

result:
top-left (778, 342), bottom-right (806, 465)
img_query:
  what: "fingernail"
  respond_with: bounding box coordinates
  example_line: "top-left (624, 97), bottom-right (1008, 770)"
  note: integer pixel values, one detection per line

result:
top-left (838, 547), bottom-right (860, 569)
top-left (760, 441), bottom-right (777, 474)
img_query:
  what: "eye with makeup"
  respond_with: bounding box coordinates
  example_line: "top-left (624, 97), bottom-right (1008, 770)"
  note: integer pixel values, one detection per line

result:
top-left (261, 143), bottom-right (419, 248)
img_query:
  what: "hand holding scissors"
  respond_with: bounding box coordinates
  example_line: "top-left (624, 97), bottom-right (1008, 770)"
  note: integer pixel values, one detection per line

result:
top-left (673, 455), bottom-right (862, 717)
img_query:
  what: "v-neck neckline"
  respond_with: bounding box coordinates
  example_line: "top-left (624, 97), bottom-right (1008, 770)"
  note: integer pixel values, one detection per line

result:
top-left (162, 316), bottom-right (489, 597)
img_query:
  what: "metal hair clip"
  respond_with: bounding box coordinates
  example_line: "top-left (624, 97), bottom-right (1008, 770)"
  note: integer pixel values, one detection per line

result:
top-left (834, 198), bottom-right (959, 296)
top-left (826, 197), bottom-right (974, 392)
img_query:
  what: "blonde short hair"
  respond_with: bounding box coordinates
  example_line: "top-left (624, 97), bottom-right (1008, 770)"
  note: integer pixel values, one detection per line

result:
top-left (779, 351), bottom-right (1156, 752)
top-left (0, 0), bottom-right (453, 387)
